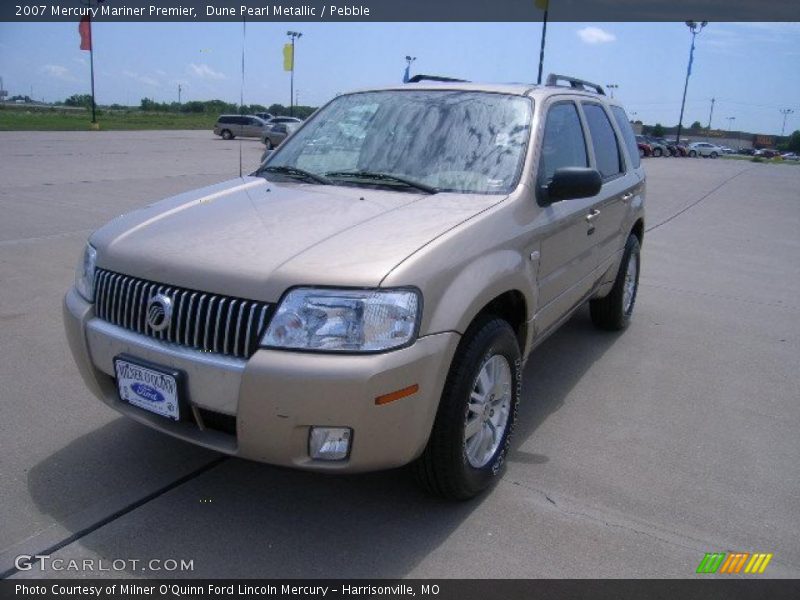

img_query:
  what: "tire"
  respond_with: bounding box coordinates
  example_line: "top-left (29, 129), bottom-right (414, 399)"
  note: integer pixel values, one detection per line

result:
top-left (415, 317), bottom-right (521, 500)
top-left (653, 148), bottom-right (663, 157)
top-left (638, 147), bottom-right (645, 158)
top-left (221, 129), bottom-right (234, 140)
top-left (264, 138), bottom-right (274, 150)
top-left (689, 150), bottom-right (697, 158)
top-left (710, 151), bottom-right (718, 159)
top-left (590, 234), bottom-right (641, 331)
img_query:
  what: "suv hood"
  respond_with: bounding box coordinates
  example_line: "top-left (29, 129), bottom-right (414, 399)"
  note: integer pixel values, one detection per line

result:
top-left (91, 176), bottom-right (505, 302)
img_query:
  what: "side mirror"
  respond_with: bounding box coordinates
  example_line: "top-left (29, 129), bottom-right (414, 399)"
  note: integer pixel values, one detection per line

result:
top-left (544, 167), bottom-right (602, 202)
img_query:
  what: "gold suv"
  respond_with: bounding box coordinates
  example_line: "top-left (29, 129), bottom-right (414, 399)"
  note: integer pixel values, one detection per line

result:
top-left (64, 74), bottom-right (645, 499)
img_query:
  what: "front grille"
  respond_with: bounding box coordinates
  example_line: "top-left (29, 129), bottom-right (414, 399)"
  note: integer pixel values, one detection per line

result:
top-left (93, 268), bottom-right (271, 359)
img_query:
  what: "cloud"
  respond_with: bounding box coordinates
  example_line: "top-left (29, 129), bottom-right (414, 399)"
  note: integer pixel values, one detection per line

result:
top-left (41, 64), bottom-right (77, 81)
top-left (123, 70), bottom-right (160, 86)
top-left (577, 27), bottom-right (616, 44)
top-left (188, 63), bottom-right (226, 80)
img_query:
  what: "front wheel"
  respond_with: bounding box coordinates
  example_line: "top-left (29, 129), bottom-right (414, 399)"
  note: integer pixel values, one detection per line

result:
top-left (264, 138), bottom-right (274, 150)
top-left (653, 148), bottom-right (663, 157)
top-left (590, 234), bottom-right (641, 331)
top-left (710, 151), bottom-right (718, 158)
top-left (415, 317), bottom-right (521, 500)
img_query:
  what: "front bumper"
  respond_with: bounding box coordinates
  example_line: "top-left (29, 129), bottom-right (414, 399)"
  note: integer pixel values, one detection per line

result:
top-left (63, 287), bottom-right (459, 472)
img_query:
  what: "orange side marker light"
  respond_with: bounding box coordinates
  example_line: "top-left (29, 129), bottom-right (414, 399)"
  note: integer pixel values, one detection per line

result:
top-left (375, 384), bottom-right (419, 406)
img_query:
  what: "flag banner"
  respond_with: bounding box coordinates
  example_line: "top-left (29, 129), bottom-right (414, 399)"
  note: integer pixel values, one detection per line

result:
top-left (3, 0), bottom-right (798, 22)
top-left (282, 43), bottom-right (293, 71)
top-left (78, 15), bottom-right (91, 51)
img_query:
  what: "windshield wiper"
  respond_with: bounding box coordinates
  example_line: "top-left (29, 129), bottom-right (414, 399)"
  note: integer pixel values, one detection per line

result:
top-left (324, 170), bottom-right (438, 194)
top-left (260, 165), bottom-right (331, 185)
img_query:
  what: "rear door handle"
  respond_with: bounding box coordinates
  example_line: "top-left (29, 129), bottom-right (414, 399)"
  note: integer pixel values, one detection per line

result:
top-left (585, 209), bottom-right (601, 222)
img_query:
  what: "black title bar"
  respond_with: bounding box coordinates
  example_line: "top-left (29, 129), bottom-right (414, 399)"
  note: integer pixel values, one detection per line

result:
top-left (3, 0), bottom-right (800, 22)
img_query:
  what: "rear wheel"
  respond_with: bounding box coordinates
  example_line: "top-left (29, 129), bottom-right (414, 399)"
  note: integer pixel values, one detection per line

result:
top-left (710, 151), bottom-right (718, 158)
top-left (590, 234), bottom-right (641, 331)
top-left (415, 317), bottom-right (521, 500)
top-left (221, 129), bottom-right (234, 140)
top-left (638, 147), bottom-right (645, 158)
top-left (264, 138), bottom-right (274, 150)
top-left (689, 150), bottom-right (697, 157)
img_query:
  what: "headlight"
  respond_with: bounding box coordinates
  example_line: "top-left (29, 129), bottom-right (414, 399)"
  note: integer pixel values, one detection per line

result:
top-left (262, 288), bottom-right (420, 352)
top-left (75, 244), bottom-right (97, 302)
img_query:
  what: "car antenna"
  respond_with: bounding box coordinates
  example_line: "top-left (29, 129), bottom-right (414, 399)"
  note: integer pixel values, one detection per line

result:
top-left (239, 17), bottom-right (246, 178)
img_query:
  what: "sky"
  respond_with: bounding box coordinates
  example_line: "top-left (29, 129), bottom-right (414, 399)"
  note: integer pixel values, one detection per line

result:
top-left (0, 21), bottom-right (798, 135)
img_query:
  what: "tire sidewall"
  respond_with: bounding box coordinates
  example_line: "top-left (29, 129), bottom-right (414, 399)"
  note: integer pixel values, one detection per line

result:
top-left (619, 235), bottom-right (641, 326)
top-left (221, 129), bottom-right (233, 140)
top-left (452, 321), bottom-right (521, 493)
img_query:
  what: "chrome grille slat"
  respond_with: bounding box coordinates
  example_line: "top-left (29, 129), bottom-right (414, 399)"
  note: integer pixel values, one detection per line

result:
top-left (194, 294), bottom-right (207, 348)
top-left (93, 268), bottom-right (270, 359)
top-left (244, 303), bottom-right (257, 355)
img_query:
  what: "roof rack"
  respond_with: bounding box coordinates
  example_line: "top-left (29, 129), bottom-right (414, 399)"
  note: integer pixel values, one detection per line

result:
top-left (406, 74), bottom-right (470, 84)
top-left (546, 73), bottom-right (605, 95)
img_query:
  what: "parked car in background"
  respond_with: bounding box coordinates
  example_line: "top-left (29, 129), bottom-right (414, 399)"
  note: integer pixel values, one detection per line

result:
top-left (781, 152), bottom-right (800, 161)
top-left (213, 115), bottom-right (268, 140)
top-left (738, 148), bottom-right (756, 156)
top-left (687, 142), bottom-right (721, 158)
top-left (254, 112), bottom-right (274, 121)
top-left (642, 137), bottom-right (669, 157)
top-left (262, 121), bottom-right (302, 151)
top-left (635, 136), bottom-right (652, 158)
top-left (719, 146), bottom-right (735, 154)
top-left (754, 149), bottom-right (780, 158)
top-left (265, 116), bottom-right (303, 127)
top-left (673, 143), bottom-right (689, 157)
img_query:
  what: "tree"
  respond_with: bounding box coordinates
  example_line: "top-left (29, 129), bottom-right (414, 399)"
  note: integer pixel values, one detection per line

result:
top-left (64, 94), bottom-right (93, 109)
top-left (782, 130), bottom-right (800, 153)
top-left (652, 123), bottom-right (665, 137)
top-left (690, 120), bottom-right (703, 130)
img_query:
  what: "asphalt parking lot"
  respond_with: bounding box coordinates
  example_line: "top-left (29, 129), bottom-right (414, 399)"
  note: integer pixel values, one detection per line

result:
top-left (1, 131), bottom-right (798, 579)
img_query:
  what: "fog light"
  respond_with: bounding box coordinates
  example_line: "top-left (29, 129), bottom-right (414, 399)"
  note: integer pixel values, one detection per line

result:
top-left (309, 427), bottom-right (352, 461)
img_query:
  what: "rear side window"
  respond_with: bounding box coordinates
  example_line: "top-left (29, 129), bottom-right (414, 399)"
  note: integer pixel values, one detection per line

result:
top-left (538, 102), bottom-right (588, 184)
top-left (613, 106), bottom-right (641, 169)
top-left (582, 103), bottom-right (622, 179)
top-left (218, 116), bottom-right (233, 124)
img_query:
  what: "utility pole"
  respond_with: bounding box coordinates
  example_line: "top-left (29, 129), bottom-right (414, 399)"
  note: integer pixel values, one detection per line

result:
top-left (286, 31), bottom-right (302, 117)
top-left (727, 116), bottom-right (736, 149)
top-left (606, 84), bottom-right (619, 99)
top-left (676, 21), bottom-right (708, 144)
top-left (779, 108), bottom-right (794, 137)
top-left (178, 84), bottom-right (182, 105)
top-left (707, 97), bottom-right (715, 129)
top-left (536, 0), bottom-right (550, 85)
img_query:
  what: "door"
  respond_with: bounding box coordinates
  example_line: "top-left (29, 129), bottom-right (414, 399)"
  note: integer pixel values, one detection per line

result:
top-left (579, 102), bottom-right (632, 277)
top-left (534, 99), bottom-right (600, 335)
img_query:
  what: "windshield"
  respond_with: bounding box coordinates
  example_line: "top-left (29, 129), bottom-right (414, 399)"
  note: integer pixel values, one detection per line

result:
top-left (260, 90), bottom-right (532, 194)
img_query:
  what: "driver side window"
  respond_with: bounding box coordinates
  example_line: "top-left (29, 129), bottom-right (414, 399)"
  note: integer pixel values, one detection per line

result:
top-left (538, 102), bottom-right (589, 185)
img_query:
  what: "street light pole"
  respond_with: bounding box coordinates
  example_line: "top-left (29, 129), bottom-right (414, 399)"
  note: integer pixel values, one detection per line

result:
top-left (727, 116), bottom-right (736, 149)
top-left (606, 84), bottom-right (618, 99)
top-left (286, 31), bottom-right (302, 117)
top-left (676, 21), bottom-right (708, 145)
top-left (779, 108), bottom-right (794, 137)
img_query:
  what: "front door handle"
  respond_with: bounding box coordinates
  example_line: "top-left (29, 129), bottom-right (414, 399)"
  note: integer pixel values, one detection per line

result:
top-left (621, 192), bottom-right (634, 201)
top-left (585, 209), bottom-right (601, 223)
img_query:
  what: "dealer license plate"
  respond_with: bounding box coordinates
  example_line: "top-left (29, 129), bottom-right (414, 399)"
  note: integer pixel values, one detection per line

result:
top-left (114, 357), bottom-right (180, 421)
